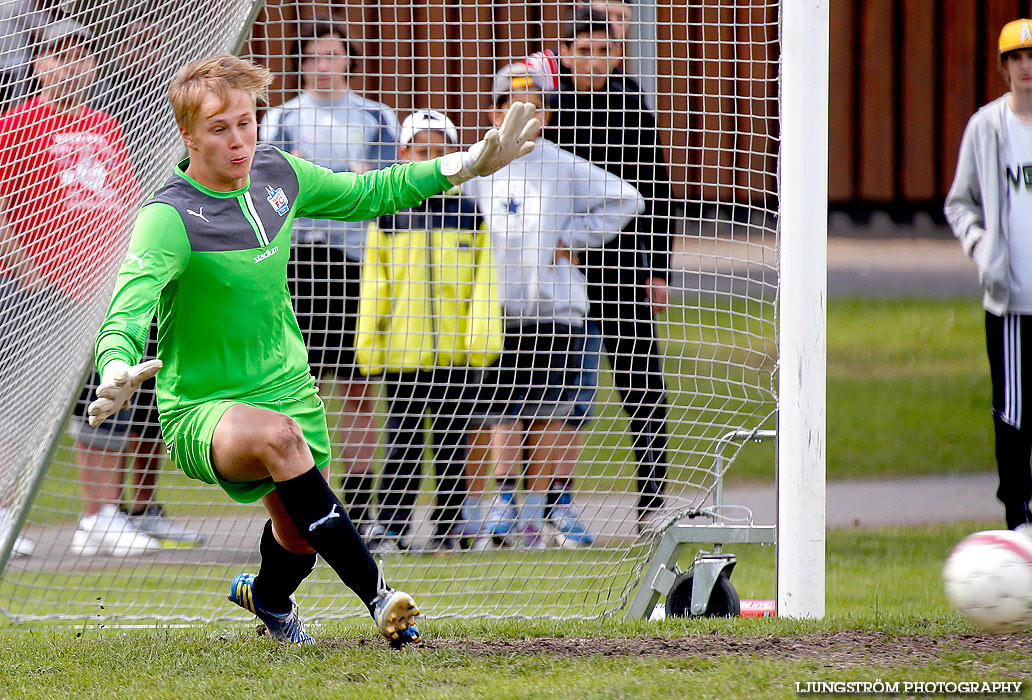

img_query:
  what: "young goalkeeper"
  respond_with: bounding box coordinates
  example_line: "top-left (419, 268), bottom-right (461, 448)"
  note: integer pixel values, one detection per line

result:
top-left (88, 54), bottom-right (539, 646)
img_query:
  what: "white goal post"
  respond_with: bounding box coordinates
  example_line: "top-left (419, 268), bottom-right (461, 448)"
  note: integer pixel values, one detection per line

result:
top-left (0, 0), bottom-right (826, 624)
top-left (778, 0), bottom-right (828, 619)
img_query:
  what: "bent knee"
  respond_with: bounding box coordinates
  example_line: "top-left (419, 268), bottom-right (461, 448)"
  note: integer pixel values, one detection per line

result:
top-left (259, 415), bottom-right (309, 464)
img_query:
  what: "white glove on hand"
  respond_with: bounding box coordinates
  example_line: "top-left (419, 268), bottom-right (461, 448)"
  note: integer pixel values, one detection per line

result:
top-left (439, 102), bottom-right (541, 185)
top-left (87, 359), bottom-right (163, 427)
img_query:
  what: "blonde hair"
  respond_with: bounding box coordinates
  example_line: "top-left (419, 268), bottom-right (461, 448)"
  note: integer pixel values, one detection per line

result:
top-left (168, 54), bottom-right (272, 131)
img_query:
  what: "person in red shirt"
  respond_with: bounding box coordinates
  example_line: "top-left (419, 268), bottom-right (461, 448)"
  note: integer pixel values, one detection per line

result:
top-left (0, 20), bottom-right (135, 303)
top-left (0, 19), bottom-right (151, 559)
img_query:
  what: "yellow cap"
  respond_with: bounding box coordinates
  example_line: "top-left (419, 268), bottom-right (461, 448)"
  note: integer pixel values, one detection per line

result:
top-left (1000, 19), bottom-right (1032, 54)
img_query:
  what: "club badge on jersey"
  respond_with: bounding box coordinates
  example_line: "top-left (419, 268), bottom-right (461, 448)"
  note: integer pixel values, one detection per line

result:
top-left (266, 185), bottom-right (290, 216)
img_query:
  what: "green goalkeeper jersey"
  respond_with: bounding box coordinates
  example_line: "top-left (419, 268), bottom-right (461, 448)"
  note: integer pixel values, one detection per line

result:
top-left (95, 145), bottom-right (450, 427)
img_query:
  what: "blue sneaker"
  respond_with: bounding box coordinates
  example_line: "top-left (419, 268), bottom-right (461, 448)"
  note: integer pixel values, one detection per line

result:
top-left (549, 492), bottom-right (595, 547)
top-left (484, 490), bottom-right (519, 545)
top-left (228, 573), bottom-right (315, 645)
top-left (453, 497), bottom-right (485, 539)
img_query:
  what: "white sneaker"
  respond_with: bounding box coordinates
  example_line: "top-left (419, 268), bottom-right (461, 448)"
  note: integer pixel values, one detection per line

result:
top-left (0, 506), bottom-right (35, 557)
top-left (1016, 523), bottom-right (1032, 541)
top-left (71, 504), bottom-right (162, 557)
top-left (468, 536), bottom-right (491, 551)
top-left (127, 504), bottom-right (205, 546)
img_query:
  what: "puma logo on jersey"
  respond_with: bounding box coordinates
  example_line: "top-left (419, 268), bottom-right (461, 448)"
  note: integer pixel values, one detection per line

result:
top-left (308, 504), bottom-right (340, 531)
top-left (126, 252), bottom-right (149, 269)
top-left (254, 245), bottom-right (280, 264)
top-left (187, 207), bottom-right (209, 222)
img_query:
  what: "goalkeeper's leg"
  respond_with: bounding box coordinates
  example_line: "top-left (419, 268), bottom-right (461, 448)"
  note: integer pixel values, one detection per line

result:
top-left (212, 404), bottom-right (419, 646)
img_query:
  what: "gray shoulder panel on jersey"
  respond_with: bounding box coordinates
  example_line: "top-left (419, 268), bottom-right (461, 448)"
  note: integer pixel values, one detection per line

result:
top-left (146, 146), bottom-right (300, 253)
top-left (245, 145), bottom-right (301, 241)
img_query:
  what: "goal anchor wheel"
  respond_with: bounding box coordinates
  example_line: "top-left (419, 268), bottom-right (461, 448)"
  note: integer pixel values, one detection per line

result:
top-left (664, 553), bottom-right (741, 618)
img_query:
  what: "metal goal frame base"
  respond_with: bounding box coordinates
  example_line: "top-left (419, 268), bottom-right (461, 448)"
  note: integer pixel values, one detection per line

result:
top-left (626, 430), bottom-right (776, 619)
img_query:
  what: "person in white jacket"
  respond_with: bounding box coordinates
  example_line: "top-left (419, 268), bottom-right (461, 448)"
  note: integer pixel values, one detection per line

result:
top-left (945, 18), bottom-right (1032, 537)
top-left (464, 63), bottom-right (644, 547)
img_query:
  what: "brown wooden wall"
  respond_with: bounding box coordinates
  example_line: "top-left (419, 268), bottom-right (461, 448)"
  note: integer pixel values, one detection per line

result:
top-left (831, 0), bottom-right (1032, 206)
top-left (247, 1), bottom-right (1026, 208)
top-left (243, 0), bottom-right (779, 207)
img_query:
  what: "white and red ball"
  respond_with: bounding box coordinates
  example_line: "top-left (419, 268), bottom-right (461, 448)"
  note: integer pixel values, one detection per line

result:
top-left (943, 529), bottom-right (1032, 632)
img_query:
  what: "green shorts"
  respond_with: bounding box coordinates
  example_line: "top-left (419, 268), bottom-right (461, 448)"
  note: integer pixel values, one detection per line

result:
top-left (163, 392), bottom-right (331, 503)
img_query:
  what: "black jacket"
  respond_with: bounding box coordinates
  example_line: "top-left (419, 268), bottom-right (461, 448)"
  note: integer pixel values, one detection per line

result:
top-left (542, 68), bottom-right (676, 289)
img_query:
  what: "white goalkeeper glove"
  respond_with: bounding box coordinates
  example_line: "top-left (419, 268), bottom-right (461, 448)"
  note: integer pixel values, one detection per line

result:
top-left (87, 359), bottom-right (163, 427)
top-left (439, 101), bottom-right (541, 185)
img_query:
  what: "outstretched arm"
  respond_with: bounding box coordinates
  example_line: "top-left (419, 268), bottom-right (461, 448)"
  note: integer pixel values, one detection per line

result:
top-left (288, 103), bottom-right (541, 223)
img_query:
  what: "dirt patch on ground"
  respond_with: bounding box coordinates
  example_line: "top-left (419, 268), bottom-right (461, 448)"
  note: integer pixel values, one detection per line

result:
top-left (329, 631), bottom-right (1028, 668)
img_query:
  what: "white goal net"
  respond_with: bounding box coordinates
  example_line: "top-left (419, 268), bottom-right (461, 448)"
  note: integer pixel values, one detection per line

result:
top-left (0, 0), bottom-right (791, 625)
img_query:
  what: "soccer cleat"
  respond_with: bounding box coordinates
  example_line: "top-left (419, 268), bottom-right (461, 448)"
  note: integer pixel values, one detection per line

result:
top-left (228, 573), bottom-right (315, 645)
top-left (549, 492), bottom-right (595, 547)
top-left (372, 563), bottom-right (421, 649)
top-left (70, 504), bottom-right (161, 557)
top-left (484, 490), bottom-right (519, 545)
top-left (373, 589), bottom-right (421, 648)
top-left (126, 504), bottom-right (205, 546)
top-left (0, 506), bottom-right (34, 557)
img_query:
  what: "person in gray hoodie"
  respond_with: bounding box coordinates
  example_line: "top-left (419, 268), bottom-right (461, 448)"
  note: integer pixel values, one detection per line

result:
top-left (464, 63), bottom-right (645, 547)
top-left (946, 18), bottom-right (1032, 536)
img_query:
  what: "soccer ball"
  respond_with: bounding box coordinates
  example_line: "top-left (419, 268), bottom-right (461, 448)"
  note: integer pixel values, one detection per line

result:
top-left (942, 529), bottom-right (1032, 632)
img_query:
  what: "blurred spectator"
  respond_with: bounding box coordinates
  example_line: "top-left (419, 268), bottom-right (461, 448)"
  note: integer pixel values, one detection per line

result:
top-left (578, 0), bottom-right (631, 41)
top-left (260, 20), bottom-right (399, 536)
top-left (0, 1), bottom-right (47, 110)
top-left (0, 18), bottom-right (148, 556)
top-left (945, 19), bottom-right (1032, 537)
top-left (356, 109), bottom-right (501, 552)
top-left (90, 15), bottom-right (167, 173)
top-left (544, 7), bottom-right (678, 529)
top-left (464, 63), bottom-right (643, 548)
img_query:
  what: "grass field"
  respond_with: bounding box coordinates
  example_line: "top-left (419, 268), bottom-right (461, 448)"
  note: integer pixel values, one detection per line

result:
top-left (0, 521), bottom-right (1028, 699)
top-left (1, 296), bottom-right (1023, 698)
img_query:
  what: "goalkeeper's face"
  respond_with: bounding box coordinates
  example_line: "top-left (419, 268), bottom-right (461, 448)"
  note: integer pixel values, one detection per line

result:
top-left (180, 88), bottom-right (258, 192)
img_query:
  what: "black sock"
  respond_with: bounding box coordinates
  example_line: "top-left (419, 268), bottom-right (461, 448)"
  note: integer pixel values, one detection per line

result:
top-left (545, 478), bottom-right (571, 517)
top-left (275, 466), bottom-right (381, 615)
top-left (251, 519), bottom-right (317, 615)
top-left (340, 472), bottom-right (374, 525)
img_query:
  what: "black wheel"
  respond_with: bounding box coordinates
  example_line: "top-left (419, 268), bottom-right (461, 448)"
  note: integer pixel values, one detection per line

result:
top-left (664, 571), bottom-right (741, 618)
